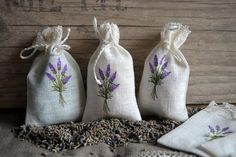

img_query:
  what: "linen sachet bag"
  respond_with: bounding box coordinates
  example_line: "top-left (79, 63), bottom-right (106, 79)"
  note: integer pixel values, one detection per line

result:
top-left (20, 26), bottom-right (85, 126)
top-left (138, 23), bottom-right (191, 121)
top-left (158, 101), bottom-right (236, 157)
top-left (82, 18), bottom-right (141, 122)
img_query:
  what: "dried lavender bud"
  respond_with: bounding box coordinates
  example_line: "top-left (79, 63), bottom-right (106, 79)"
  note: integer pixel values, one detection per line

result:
top-left (13, 108), bottom-right (201, 153)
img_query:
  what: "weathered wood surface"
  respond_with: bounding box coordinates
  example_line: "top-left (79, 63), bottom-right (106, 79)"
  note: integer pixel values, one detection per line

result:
top-left (0, 0), bottom-right (236, 108)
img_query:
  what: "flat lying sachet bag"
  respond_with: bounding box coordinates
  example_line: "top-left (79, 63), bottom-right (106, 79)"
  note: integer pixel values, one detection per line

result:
top-left (200, 132), bottom-right (236, 157)
top-left (20, 26), bottom-right (85, 126)
top-left (138, 23), bottom-right (191, 121)
top-left (158, 101), bottom-right (236, 157)
top-left (82, 18), bottom-right (142, 122)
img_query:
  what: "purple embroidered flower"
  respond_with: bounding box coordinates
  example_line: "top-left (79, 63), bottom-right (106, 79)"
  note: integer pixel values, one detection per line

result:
top-left (161, 61), bottom-right (168, 70)
top-left (57, 58), bottom-right (61, 70)
top-left (149, 63), bottom-right (155, 74)
top-left (208, 125), bottom-right (215, 133)
top-left (161, 70), bottom-right (171, 79)
top-left (106, 64), bottom-right (110, 77)
top-left (149, 54), bottom-right (171, 100)
top-left (46, 58), bottom-right (72, 106)
top-left (216, 125), bottom-right (220, 131)
top-left (222, 127), bottom-right (233, 135)
top-left (61, 64), bottom-right (67, 75)
top-left (154, 55), bottom-right (158, 66)
top-left (63, 75), bottom-right (72, 85)
top-left (206, 125), bottom-right (233, 141)
top-left (46, 72), bottom-right (55, 81)
top-left (49, 63), bottom-right (57, 74)
top-left (222, 127), bottom-right (230, 132)
top-left (97, 64), bottom-right (120, 114)
top-left (109, 72), bottom-right (117, 82)
top-left (111, 83), bottom-right (120, 92)
top-left (160, 55), bottom-right (166, 65)
top-left (99, 68), bottom-right (105, 80)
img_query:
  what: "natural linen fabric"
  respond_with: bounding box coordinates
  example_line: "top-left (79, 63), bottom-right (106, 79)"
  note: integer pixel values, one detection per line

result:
top-left (82, 18), bottom-right (141, 122)
top-left (20, 26), bottom-right (85, 126)
top-left (200, 132), bottom-right (236, 157)
top-left (138, 23), bottom-right (191, 121)
top-left (158, 101), bottom-right (236, 157)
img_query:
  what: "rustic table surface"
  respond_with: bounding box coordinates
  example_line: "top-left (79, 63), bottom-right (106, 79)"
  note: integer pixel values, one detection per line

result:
top-left (0, 0), bottom-right (236, 108)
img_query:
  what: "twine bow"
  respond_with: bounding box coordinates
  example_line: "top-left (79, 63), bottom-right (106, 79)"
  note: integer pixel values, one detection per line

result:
top-left (20, 26), bottom-right (71, 59)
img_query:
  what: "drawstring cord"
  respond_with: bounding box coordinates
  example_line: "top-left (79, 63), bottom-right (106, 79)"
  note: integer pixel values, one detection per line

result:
top-left (20, 27), bottom-right (71, 59)
top-left (147, 23), bottom-right (190, 63)
top-left (92, 17), bottom-right (118, 85)
top-left (161, 24), bottom-right (184, 62)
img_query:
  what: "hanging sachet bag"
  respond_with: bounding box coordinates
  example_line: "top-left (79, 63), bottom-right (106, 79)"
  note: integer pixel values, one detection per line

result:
top-left (138, 23), bottom-right (191, 121)
top-left (82, 18), bottom-right (142, 122)
top-left (20, 26), bottom-right (85, 126)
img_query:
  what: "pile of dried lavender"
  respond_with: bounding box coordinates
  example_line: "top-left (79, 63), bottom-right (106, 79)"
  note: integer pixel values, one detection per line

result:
top-left (13, 107), bottom-right (202, 152)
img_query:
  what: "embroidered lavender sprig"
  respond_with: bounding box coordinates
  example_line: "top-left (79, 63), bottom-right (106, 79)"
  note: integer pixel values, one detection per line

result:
top-left (97, 64), bottom-right (120, 114)
top-left (149, 54), bottom-right (171, 100)
top-left (206, 125), bottom-right (233, 141)
top-left (46, 58), bottom-right (72, 106)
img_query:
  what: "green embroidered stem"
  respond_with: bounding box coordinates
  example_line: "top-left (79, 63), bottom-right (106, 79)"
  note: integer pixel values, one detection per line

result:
top-left (149, 72), bottom-right (162, 100)
top-left (148, 55), bottom-right (171, 101)
top-left (59, 92), bottom-right (66, 107)
top-left (151, 84), bottom-right (158, 100)
top-left (103, 99), bottom-right (110, 114)
top-left (97, 64), bottom-right (119, 114)
top-left (99, 77), bottom-right (112, 114)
